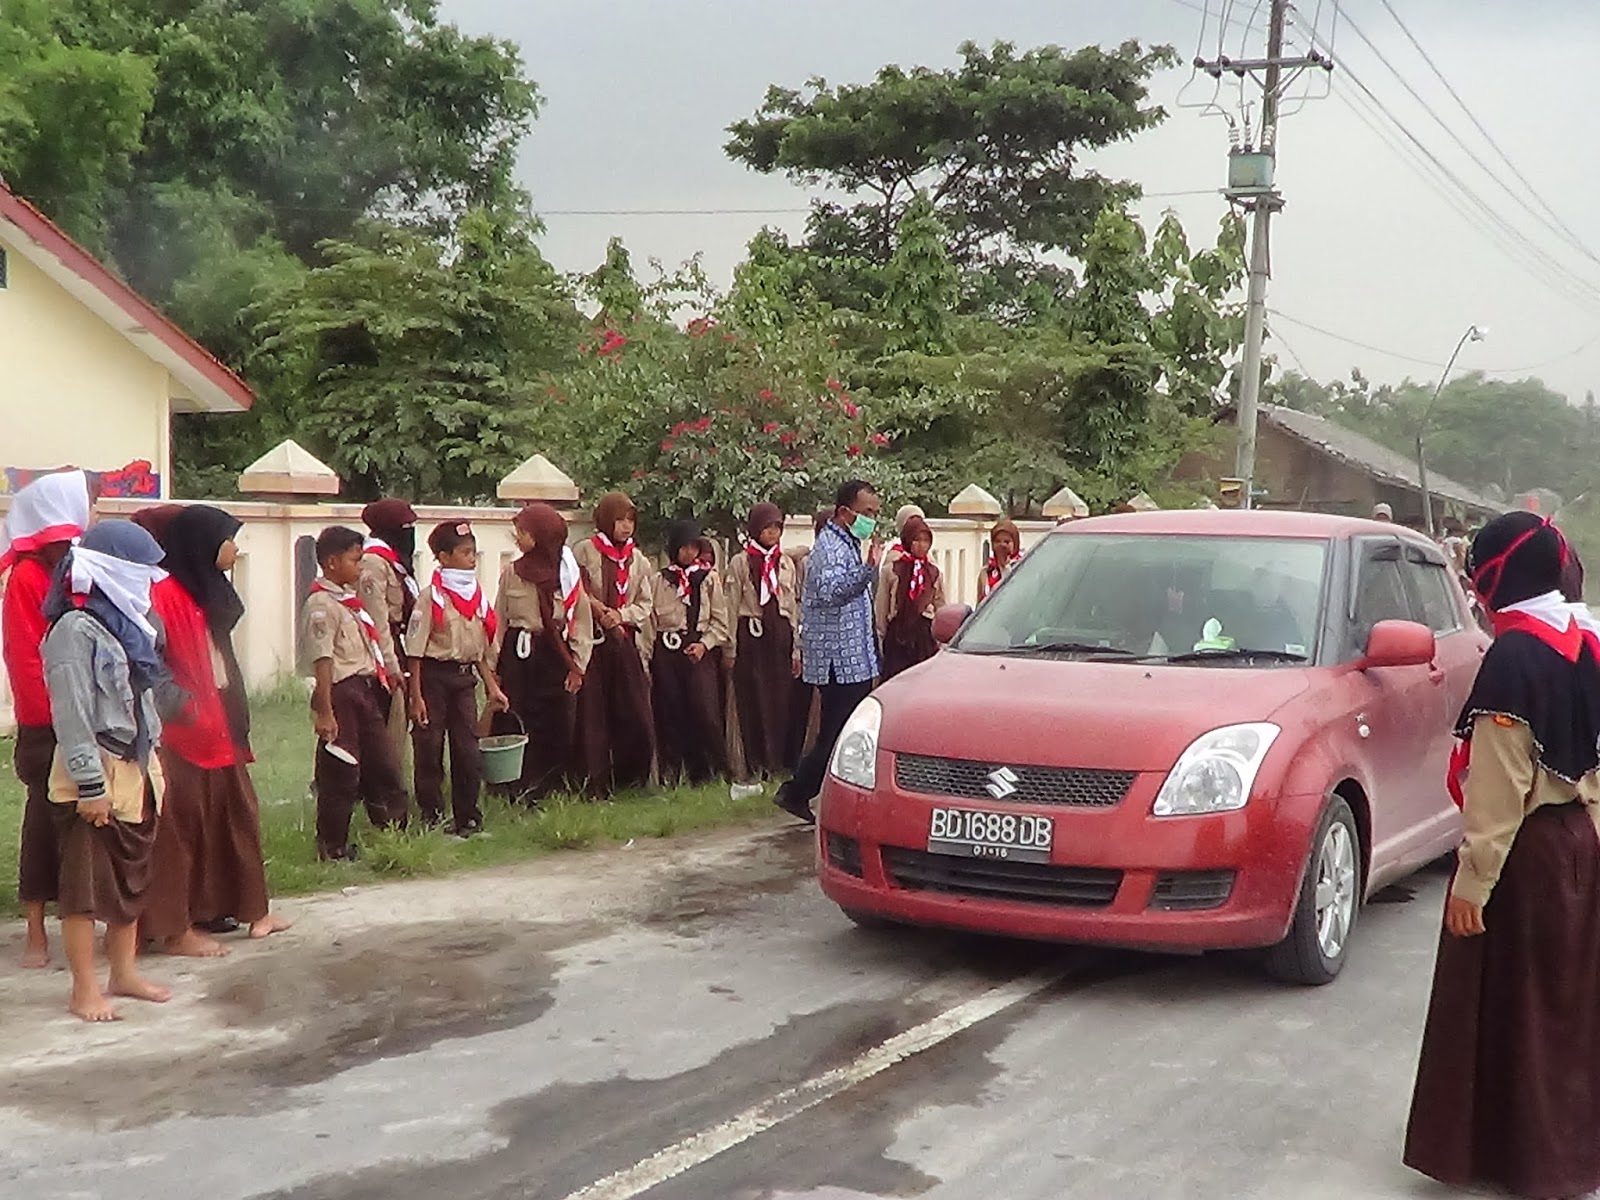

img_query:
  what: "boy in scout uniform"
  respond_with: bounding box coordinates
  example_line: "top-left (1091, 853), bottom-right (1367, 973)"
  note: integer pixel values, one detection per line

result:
top-left (301, 526), bottom-right (409, 861)
top-left (406, 521), bottom-right (507, 836)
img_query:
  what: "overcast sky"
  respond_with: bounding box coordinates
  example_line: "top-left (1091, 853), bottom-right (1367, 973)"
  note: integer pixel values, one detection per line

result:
top-left (439, 0), bottom-right (1600, 402)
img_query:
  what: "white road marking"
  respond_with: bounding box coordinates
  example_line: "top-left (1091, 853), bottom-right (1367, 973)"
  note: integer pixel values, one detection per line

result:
top-left (554, 968), bottom-right (1063, 1200)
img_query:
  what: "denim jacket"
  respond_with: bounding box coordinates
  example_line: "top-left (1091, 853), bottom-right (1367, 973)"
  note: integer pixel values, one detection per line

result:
top-left (42, 610), bottom-right (161, 802)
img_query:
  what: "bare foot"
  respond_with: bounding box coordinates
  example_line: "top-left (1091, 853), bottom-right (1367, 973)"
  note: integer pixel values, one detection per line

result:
top-left (108, 973), bottom-right (173, 1004)
top-left (69, 988), bottom-right (120, 1023)
top-left (21, 939), bottom-right (50, 970)
top-left (248, 914), bottom-right (293, 940)
top-left (159, 929), bottom-right (230, 958)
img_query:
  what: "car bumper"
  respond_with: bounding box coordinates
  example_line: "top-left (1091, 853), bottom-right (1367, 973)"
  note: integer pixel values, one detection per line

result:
top-left (816, 772), bottom-right (1318, 952)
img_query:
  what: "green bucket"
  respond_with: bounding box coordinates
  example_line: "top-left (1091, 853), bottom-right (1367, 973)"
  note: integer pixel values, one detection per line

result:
top-left (480, 715), bottom-right (528, 786)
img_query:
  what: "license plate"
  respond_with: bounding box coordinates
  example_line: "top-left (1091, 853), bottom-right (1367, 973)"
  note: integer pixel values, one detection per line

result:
top-left (928, 807), bottom-right (1053, 864)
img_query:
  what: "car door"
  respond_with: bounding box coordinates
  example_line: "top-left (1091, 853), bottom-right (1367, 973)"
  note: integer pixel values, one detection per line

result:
top-left (1345, 536), bottom-right (1441, 872)
top-left (1398, 544), bottom-right (1485, 855)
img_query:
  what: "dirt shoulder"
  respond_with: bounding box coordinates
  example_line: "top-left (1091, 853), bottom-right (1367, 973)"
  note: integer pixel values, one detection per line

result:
top-left (0, 819), bottom-right (814, 1126)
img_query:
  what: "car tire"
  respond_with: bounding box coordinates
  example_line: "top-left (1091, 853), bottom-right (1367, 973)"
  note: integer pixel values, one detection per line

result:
top-left (1266, 796), bottom-right (1362, 986)
top-left (841, 908), bottom-right (896, 932)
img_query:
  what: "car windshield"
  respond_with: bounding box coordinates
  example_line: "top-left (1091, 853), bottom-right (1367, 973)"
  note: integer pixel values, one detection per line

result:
top-left (954, 533), bottom-right (1329, 664)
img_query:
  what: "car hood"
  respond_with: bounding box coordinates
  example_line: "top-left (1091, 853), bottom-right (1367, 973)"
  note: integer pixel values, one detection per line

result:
top-left (876, 652), bottom-right (1314, 772)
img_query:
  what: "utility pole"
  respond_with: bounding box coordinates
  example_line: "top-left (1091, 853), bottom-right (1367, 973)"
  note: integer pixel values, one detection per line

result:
top-left (1199, 0), bottom-right (1333, 508)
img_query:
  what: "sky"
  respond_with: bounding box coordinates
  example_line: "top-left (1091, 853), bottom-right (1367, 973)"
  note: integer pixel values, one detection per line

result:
top-left (439, 0), bottom-right (1600, 403)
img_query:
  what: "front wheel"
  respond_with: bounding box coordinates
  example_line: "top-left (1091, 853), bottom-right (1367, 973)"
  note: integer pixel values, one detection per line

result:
top-left (1266, 797), bottom-right (1362, 986)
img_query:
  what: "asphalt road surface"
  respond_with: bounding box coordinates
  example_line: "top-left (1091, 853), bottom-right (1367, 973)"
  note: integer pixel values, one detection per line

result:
top-left (0, 825), bottom-right (1461, 1200)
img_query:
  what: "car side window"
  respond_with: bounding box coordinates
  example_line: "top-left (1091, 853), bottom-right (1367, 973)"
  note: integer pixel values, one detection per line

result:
top-left (1403, 556), bottom-right (1463, 636)
top-left (1352, 546), bottom-right (1414, 654)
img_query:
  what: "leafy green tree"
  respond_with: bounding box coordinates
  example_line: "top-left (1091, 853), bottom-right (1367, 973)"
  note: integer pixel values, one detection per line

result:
top-left (252, 210), bottom-right (580, 502)
top-left (0, 0), bottom-right (154, 242)
top-left (726, 39), bottom-right (1175, 269)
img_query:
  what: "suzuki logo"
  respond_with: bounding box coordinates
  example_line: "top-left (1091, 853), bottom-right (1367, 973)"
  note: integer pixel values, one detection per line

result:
top-left (985, 767), bottom-right (1020, 800)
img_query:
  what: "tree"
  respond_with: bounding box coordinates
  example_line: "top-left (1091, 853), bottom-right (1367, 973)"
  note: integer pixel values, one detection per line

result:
top-left (252, 210), bottom-right (580, 502)
top-left (726, 39), bottom-right (1175, 270)
top-left (0, 0), bottom-right (154, 243)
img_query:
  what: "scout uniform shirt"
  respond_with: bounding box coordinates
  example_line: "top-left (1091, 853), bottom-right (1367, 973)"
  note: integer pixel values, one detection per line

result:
top-left (874, 556), bottom-right (947, 637)
top-left (651, 566), bottom-right (731, 652)
top-left (406, 579), bottom-right (494, 667)
top-left (725, 546), bottom-right (798, 665)
top-left (573, 538), bottom-right (656, 665)
top-left (301, 584), bottom-right (394, 684)
top-left (1453, 714), bottom-right (1600, 907)
top-left (493, 565), bottom-right (597, 672)
top-left (358, 549), bottom-right (414, 664)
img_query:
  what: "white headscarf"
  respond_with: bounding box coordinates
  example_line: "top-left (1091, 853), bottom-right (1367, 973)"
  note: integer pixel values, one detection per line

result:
top-left (3, 470), bottom-right (91, 569)
top-left (67, 524), bottom-right (167, 640)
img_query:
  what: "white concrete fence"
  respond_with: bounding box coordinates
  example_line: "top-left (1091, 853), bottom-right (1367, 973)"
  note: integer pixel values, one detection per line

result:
top-left (0, 454), bottom-right (1065, 731)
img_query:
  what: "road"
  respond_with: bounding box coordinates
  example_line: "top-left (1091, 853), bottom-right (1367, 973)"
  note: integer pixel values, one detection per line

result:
top-left (0, 823), bottom-right (1455, 1200)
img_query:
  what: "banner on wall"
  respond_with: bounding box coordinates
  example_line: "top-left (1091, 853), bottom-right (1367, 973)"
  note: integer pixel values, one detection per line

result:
top-left (2, 461), bottom-right (160, 499)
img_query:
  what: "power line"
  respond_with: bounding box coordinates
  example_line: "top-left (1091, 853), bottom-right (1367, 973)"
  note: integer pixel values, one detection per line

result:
top-left (536, 189), bottom-right (1224, 217)
top-left (1373, 0), bottom-right (1592, 261)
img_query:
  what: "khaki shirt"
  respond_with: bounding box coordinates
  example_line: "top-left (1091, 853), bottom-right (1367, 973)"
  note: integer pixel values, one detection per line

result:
top-left (1452, 714), bottom-right (1600, 906)
top-left (406, 589), bottom-right (492, 667)
top-left (726, 549), bottom-right (798, 663)
top-left (874, 561), bottom-right (947, 637)
top-left (573, 539), bottom-right (655, 663)
top-left (301, 588), bottom-right (384, 684)
top-left (358, 551), bottom-right (411, 661)
top-left (651, 568), bottom-right (730, 651)
top-left (493, 564), bottom-right (596, 673)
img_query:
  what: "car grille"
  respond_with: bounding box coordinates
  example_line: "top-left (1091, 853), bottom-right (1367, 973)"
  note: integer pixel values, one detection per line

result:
top-left (825, 832), bottom-right (864, 877)
top-left (1150, 870), bottom-right (1236, 912)
top-left (882, 847), bottom-right (1122, 908)
top-left (894, 754), bottom-right (1134, 808)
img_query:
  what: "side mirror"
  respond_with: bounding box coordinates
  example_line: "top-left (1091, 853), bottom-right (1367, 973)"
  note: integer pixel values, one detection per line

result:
top-left (1361, 619), bottom-right (1436, 669)
top-left (932, 603), bottom-right (973, 646)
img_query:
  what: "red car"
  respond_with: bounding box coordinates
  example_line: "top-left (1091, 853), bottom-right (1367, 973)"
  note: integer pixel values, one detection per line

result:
top-left (817, 510), bottom-right (1485, 985)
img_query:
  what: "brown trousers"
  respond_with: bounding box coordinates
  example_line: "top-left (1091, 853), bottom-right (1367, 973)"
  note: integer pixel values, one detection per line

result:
top-left (13, 724), bottom-right (59, 904)
top-left (314, 675), bottom-right (409, 859)
top-left (652, 638), bottom-right (729, 786)
top-left (412, 659), bottom-right (484, 832)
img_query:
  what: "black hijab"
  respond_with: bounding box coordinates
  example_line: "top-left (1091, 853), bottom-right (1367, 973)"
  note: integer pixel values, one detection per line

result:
top-left (162, 504), bottom-right (251, 752)
top-left (1456, 512), bottom-right (1600, 783)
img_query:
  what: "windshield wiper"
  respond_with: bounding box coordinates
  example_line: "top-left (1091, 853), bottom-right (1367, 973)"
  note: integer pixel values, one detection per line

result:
top-left (1163, 647), bottom-right (1308, 664)
top-left (961, 640), bottom-right (1138, 658)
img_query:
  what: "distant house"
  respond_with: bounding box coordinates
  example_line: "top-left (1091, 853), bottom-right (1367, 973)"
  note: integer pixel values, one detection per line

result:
top-left (0, 180), bottom-right (252, 498)
top-left (1178, 404), bottom-right (1502, 527)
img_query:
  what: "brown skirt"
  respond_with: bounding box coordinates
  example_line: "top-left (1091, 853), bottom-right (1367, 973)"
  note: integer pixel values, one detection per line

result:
top-left (651, 637), bottom-right (728, 785)
top-left (140, 753), bottom-right (271, 941)
top-left (732, 614), bottom-right (793, 777)
top-left (50, 788), bottom-right (158, 926)
top-left (881, 613), bottom-right (937, 681)
top-left (573, 632), bottom-right (656, 795)
top-left (493, 625), bottom-right (579, 801)
top-left (1404, 802), bottom-right (1600, 1199)
top-left (14, 724), bottom-right (60, 905)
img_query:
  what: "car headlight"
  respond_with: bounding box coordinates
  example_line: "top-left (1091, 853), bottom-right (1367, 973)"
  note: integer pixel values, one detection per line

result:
top-left (829, 697), bottom-right (883, 790)
top-left (1152, 723), bottom-right (1281, 816)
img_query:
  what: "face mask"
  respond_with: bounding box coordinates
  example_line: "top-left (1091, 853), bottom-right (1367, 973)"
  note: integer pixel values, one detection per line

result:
top-left (849, 512), bottom-right (876, 541)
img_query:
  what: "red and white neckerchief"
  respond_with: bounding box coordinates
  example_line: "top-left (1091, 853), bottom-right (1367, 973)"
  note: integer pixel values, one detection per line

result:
top-left (311, 579), bottom-right (390, 689)
top-left (591, 534), bottom-right (634, 602)
top-left (904, 554), bottom-right (931, 602)
top-left (746, 541), bottom-right (783, 605)
top-left (663, 563), bottom-right (708, 604)
top-left (431, 568), bottom-right (498, 642)
top-left (362, 537), bottom-right (420, 598)
top-left (558, 546), bottom-right (583, 639)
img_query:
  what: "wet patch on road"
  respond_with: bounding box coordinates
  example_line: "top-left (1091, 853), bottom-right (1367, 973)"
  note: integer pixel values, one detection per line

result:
top-left (1, 918), bottom-right (595, 1128)
top-left (259, 950), bottom-right (1149, 1200)
top-left (639, 827), bottom-right (815, 937)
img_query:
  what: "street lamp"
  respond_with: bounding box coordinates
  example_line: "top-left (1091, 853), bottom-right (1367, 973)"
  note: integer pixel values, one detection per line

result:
top-left (1417, 324), bottom-right (1488, 537)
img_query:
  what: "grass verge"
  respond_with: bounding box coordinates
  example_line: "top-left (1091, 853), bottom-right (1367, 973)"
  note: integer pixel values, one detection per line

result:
top-left (0, 682), bottom-right (779, 912)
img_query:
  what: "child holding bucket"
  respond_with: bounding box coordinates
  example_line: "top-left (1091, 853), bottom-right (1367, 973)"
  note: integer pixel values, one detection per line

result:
top-left (405, 522), bottom-right (507, 837)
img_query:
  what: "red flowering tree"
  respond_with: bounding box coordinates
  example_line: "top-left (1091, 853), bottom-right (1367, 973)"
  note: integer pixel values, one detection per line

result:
top-left (543, 243), bottom-right (900, 537)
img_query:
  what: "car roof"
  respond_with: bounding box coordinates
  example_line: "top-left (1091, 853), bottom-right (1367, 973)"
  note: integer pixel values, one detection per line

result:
top-left (1049, 508), bottom-right (1438, 547)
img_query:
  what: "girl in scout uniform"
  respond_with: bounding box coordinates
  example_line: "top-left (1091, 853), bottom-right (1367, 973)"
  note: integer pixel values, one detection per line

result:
top-left (727, 502), bottom-right (799, 780)
top-left (650, 520), bottom-right (731, 785)
top-left (405, 521), bottom-right (507, 836)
